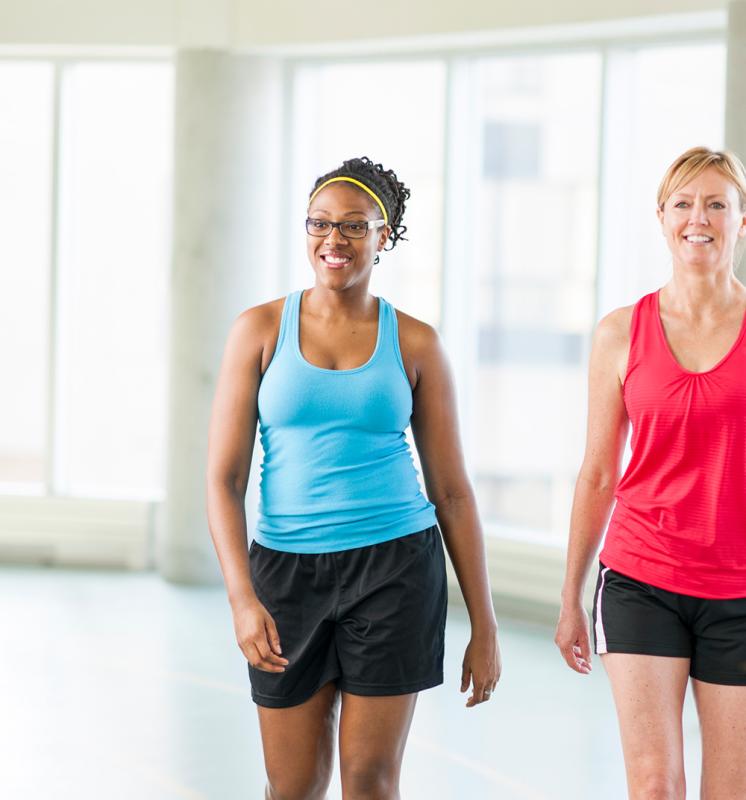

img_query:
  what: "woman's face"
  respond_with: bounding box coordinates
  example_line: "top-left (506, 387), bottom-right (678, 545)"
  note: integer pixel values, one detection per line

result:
top-left (657, 166), bottom-right (746, 273)
top-left (306, 182), bottom-right (390, 291)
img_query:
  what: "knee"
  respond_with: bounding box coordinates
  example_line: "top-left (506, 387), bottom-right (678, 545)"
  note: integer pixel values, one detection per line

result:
top-left (631, 769), bottom-right (685, 800)
top-left (341, 758), bottom-right (399, 799)
top-left (266, 767), bottom-right (329, 800)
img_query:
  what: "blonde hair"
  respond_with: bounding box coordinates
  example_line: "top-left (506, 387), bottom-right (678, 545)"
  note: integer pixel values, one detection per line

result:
top-left (657, 146), bottom-right (746, 212)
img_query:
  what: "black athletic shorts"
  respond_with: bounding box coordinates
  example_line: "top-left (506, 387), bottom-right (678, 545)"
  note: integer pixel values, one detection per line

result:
top-left (248, 526), bottom-right (448, 708)
top-left (593, 562), bottom-right (746, 685)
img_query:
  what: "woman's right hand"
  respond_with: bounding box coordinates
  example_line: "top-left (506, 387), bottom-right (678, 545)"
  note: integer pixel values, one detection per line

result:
top-left (554, 602), bottom-right (592, 675)
top-left (232, 599), bottom-right (289, 672)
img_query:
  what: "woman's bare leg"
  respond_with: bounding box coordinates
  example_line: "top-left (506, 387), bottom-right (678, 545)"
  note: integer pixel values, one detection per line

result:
top-left (603, 654), bottom-right (690, 800)
top-left (338, 692), bottom-right (418, 800)
top-left (257, 681), bottom-right (339, 800)
top-left (693, 680), bottom-right (746, 799)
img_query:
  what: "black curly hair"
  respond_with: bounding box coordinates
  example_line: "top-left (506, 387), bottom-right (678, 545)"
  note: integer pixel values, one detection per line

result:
top-left (309, 157), bottom-right (411, 257)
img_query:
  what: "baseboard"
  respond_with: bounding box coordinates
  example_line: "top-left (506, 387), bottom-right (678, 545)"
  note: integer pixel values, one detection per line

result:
top-left (0, 496), bottom-right (156, 569)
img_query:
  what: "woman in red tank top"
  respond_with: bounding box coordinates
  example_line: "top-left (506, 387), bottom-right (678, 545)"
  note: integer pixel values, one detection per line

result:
top-left (555, 147), bottom-right (746, 799)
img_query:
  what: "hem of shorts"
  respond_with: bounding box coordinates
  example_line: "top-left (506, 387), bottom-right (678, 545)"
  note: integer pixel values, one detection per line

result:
top-left (690, 671), bottom-right (746, 686)
top-left (338, 672), bottom-right (443, 697)
top-left (251, 674), bottom-right (341, 709)
top-left (596, 640), bottom-right (691, 658)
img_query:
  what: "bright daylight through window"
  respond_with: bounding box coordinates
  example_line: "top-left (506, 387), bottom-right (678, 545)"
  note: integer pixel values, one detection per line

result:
top-left (0, 60), bottom-right (173, 500)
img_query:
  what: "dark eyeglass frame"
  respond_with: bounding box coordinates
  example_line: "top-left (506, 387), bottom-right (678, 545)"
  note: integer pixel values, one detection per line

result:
top-left (305, 217), bottom-right (386, 239)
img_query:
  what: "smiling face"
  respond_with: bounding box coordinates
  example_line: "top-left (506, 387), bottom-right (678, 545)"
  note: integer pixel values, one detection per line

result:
top-left (306, 182), bottom-right (390, 292)
top-left (657, 166), bottom-right (746, 273)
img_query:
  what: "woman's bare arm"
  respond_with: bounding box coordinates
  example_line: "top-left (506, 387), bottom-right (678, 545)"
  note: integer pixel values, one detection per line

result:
top-left (555, 306), bottom-right (632, 673)
top-left (206, 302), bottom-right (288, 672)
top-left (399, 313), bottom-right (500, 707)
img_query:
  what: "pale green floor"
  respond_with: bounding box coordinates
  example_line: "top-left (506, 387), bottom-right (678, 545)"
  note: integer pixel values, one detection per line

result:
top-left (0, 567), bottom-right (703, 799)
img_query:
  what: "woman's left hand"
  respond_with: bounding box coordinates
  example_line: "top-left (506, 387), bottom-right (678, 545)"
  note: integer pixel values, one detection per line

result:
top-left (461, 627), bottom-right (502, 707)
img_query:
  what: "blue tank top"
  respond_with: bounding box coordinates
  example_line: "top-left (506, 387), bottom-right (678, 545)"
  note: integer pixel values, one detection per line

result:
top-left (255, 290), bottom-right (437, 553)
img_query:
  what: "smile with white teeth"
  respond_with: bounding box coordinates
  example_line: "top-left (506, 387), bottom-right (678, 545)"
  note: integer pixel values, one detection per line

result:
top-left (685, 235), bottom-right (713, 243)
top-left (321, 253), bottom-right (351, 266)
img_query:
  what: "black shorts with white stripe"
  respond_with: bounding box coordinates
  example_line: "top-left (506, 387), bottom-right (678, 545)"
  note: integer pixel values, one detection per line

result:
top-left (592, 562), bottom-right (746, 686)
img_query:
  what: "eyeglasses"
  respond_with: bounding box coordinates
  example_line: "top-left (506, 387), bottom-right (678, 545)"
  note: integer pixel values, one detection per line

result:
top-left (305, 217), bottom-right (386, 239)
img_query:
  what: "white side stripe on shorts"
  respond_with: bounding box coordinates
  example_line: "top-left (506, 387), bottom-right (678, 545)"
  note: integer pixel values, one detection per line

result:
top-left (595, 567), bottom-right (611, 655)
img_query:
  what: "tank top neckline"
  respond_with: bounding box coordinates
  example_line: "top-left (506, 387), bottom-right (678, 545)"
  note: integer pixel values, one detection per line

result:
top-left (653, 288), bottom-right (746, 377)
top-left (293, 289), bottom-right (385, 375)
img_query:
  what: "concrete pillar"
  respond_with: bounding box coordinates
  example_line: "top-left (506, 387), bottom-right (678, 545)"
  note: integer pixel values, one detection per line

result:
top-left (159, 50), bottom-right (282, 583)
top-left (726, 2), bottom-right (746, 281)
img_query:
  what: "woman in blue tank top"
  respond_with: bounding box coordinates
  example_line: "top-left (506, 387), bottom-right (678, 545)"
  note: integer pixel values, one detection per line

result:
top-left (207, 157), bottom-right (500, 799)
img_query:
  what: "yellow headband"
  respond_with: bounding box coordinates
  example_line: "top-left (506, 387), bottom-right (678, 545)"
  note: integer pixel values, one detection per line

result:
top-left (309, 177), bottom-right (389, 225)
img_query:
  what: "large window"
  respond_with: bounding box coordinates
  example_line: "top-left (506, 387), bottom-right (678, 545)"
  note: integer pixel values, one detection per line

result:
top-left (0, 63), bottom-right (54, 491)
top-left (55, 63), bottom-right (172, 498)
top-left (291, 37), bottom-right (726, 546)
top-left (0, 60), bottom-right (173, 500)
top-left (1, 32), bottom-right (726, 540)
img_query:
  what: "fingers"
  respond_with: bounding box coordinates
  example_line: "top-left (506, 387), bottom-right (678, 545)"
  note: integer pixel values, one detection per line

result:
top-left (556, 639), bottom-right (592, 674)
top-left (460, 662), bottom-right (471, 694)
top-left (264, 616), bottom-right (283, 656)
top-left (462, 635), bottom-right (501, 707)
top-left (249, 641), bottom-right (288, 673)
top-left (465, 679), bottom-right (497, 708)
top-left (578, 630), bottom-right (593, 671)
top-left (571, 642), bottom-right (592, 674)
top-left (462, 659), bottom-right (498, 707)
top-left (554, 612), bottom-right (593, 675)
top-left (238, 612), bottom-right (289, 673)
top-left (250, 633), bottom-right (289, 671)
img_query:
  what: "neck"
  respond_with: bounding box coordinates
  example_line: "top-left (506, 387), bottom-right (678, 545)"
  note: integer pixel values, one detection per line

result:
top-left (304, 283), bottom-right (377, 320)
top-left (662, 263), bottom-right (743, 317)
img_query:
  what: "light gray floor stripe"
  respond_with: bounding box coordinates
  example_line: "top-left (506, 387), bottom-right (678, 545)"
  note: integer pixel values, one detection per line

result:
top-left (409, 733), bottom-right (550, 800)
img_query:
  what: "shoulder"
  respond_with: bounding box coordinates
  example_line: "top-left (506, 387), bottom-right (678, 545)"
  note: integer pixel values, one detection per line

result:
top-left (594, 305), bottom-right (634, 349)
top-left (394, 308), bottom-right (442, 355)
top-left (234, 296), bottom-right (286, 336)
top-left (590, 304), bottom-right (635, 385)
top-left (393, 308), bottom-right (446, 388)
top-left (226, 296), bottom-right (287, 371)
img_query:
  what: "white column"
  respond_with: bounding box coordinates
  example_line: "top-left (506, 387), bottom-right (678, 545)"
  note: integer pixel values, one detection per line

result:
top-left (726, 2), bottom-right (746, 281)
top-left (726, 1), bottom-right (746, 152)
top-left (159, 50), bottom-right (283, 583)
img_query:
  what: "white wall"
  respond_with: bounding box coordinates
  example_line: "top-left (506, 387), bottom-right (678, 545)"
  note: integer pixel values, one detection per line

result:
top-left (0, 0), bottom-right (726, 48)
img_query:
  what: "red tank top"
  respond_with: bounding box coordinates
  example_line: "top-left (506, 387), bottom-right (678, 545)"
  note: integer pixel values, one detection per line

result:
top-left (600, 290), bottom-right (746, 599)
